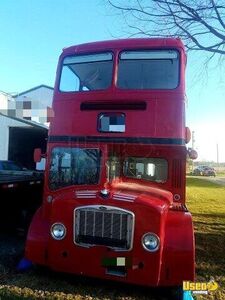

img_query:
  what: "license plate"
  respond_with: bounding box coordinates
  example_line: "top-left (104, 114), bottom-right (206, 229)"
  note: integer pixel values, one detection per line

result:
top-left (102, 257), bottom-right (131, 267)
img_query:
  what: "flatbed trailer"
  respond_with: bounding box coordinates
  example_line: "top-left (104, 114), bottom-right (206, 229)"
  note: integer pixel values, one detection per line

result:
top-left (0, 172), bottom-right (43, 232)
top-left (0, 173), bottom-right (42, 185)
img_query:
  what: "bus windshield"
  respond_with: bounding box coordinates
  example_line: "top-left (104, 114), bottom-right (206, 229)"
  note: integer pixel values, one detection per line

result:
top-left (117, 50), bottom-right (179, 90)
top-left (49, 147), bottom-right (101, 189)
top-left (59, 52), bottom-right (113, 92)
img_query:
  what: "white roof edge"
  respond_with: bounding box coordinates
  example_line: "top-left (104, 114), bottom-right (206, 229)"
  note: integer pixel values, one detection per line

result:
top-left (0, 113), bottom-right (48, 130)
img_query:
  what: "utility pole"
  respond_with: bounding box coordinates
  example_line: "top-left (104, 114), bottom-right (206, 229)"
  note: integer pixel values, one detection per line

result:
top-left (216, 143), bottom-right (219, 164)
top-left (191, 131), bottom-right (195, 172)
top-left (192, 131), bottom-right (195, 150)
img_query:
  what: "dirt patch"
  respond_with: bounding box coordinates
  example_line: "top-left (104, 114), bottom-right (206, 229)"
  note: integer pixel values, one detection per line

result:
top-left (0, 233), bottom-right (181, 300)
top-left (0, 233), bottom-right (25, 283)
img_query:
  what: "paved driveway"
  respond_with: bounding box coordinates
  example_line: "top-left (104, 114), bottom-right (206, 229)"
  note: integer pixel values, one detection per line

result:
top-left (206, 176), bottom-right (225, 186)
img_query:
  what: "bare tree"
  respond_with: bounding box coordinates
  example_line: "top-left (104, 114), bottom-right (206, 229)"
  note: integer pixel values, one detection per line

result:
top-left (107, 0), bottom-right (225, 58)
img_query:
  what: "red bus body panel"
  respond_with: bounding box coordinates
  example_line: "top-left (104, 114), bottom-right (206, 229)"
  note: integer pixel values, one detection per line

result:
top-left (25, 38), bottom-right (195, 287)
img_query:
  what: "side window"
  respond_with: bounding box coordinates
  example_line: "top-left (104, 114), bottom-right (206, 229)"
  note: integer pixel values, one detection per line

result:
top-left (124, 157), bottom-right (168, 183)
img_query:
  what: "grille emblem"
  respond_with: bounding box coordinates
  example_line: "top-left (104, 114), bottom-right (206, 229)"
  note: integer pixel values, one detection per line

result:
top-left (99, 206), bottom-right (107, 210)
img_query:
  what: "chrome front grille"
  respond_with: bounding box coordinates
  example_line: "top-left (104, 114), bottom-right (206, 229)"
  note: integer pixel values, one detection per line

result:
top-left (74, 206), bottom-right (134, 250)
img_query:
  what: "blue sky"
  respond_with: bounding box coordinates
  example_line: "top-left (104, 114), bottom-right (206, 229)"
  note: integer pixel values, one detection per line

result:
top-left (0, 0), bottom-right (224, 162)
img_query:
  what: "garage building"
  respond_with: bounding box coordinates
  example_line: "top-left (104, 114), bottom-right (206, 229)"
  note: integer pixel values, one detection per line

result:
top-left (0, 113), bottom-right (48, 169)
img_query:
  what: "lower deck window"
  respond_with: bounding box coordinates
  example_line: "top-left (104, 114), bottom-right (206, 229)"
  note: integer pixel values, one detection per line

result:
top-left (124, 157), bottom-right (168, 183)
top-left (49, 147), bottom-right (101, 189)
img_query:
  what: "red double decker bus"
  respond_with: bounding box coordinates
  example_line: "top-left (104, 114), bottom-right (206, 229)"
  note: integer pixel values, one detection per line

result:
top-left (26, 38), bottom-right (195, 287)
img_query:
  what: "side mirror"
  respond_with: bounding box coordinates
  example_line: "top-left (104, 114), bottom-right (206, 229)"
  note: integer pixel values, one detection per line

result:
top-left (185, 127), bottom-right (191, 144)
top-left (187, 148), bottom-right (198, 160)
top-left (34, 148), bottom-right (42, 163)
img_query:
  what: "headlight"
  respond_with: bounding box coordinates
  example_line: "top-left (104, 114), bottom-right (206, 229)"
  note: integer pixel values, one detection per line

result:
top-left (51, 223), bottom-right (66, 240)
top-left (142, 233), bottom-right (160, 252)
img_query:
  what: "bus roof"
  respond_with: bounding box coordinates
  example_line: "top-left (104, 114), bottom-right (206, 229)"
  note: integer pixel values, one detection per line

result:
top-left (62, 38), bottom-right (185, 55)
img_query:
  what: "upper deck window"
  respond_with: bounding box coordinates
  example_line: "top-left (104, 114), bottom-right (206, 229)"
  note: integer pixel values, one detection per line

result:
top-left (59, 52), bottom-right (113, 92)
top-left (117, 50), bottom-right (179, 90)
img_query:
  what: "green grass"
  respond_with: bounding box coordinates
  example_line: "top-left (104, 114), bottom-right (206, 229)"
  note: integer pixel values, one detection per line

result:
top-left (186, 178), bottom-right (225, 299)
top-left (0, 178), bottom-right (224, 299)
top-left (216, 172), bottom-right (225, 177)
